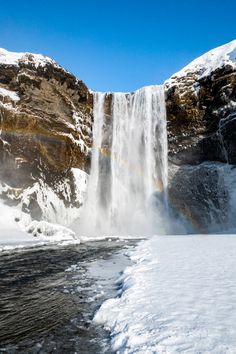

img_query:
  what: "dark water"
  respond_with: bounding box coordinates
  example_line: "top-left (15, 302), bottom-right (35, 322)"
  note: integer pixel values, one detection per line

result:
top-left (0, 239), bottom-right (137, 354)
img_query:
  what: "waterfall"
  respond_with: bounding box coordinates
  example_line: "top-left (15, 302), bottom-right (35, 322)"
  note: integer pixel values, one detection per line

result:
top-left (79, 86), bottom-right (168, 236)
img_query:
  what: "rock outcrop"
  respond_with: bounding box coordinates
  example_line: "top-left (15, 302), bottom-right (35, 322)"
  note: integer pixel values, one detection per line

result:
top-left (0, 48), bottom-right (92, 226)
top-left (165, 40), bottom-right (236, 165)
top-left (166, 40), bottom-right (236, 231)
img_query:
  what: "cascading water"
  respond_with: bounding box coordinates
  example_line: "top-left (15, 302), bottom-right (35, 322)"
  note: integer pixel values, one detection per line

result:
top-left (79, 86), bottom-right (168, 236)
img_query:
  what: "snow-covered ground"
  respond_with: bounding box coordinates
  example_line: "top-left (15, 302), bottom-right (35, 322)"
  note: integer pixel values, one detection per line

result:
top-left (0, 167), bottom-right (90, 251)
top-left (95, 235), bottom-right (236, 353)
top-left (0, 201), bottom-right (79, 252)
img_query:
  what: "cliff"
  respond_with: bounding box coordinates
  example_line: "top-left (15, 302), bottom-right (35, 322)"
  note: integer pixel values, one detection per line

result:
top-left (1, 41), bottom-right (236, 235)
top-left (166, 40), bottom-right (236, 165)
top-left (165, 40), bottom-right (236, 231)
top-left (0, 48), bottom-right (93, 228)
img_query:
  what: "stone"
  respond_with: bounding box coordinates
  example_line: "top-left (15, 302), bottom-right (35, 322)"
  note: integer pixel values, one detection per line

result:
top-left (0, 49), bottom-right (92, 222)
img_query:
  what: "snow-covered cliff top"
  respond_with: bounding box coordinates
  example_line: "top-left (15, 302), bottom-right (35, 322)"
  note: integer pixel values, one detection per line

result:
top-left (167, 40), bottom-right (236, 86)
top-left (0, 47), bottom-right (59, 68)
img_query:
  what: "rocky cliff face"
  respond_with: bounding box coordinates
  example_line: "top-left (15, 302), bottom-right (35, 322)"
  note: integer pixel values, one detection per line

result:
top-left (1, 41), bottom-right (236, 236)
top-left (0, 49), bottom-right (93, 228)
top-left (165, 40), bottom-right (236, 165)
top-left (166, 40), bottom-right (236, 231)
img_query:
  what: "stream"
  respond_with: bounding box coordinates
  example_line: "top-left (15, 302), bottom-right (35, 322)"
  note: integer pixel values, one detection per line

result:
top-left (0, 239), bottom-right (138, 354)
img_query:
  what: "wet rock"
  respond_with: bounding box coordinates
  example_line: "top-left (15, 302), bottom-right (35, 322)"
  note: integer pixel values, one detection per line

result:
top-left (168, 162), bottom-right (230, 232)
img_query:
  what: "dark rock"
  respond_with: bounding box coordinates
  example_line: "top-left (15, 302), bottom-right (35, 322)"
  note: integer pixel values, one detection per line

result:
top-left (166, 54), bottom-right (236, 165)
top-left (165, 41), bottom-right (236, 230)
top-left (168, 162), bottom-right (229, 232)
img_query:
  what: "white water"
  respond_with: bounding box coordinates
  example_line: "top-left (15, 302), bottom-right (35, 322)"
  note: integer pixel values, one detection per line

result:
top-left (79, 86), bottom-right (168, 236)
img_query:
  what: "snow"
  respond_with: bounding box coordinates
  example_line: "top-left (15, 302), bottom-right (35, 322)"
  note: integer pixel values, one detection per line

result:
top-left (0, 168), bottom-right (90, 250)
top-left (0, 87), bottom-right (19, 101)
top-left (24, 220), bottom-right (76, 241)
top-left (95, 235), bottom-right (236, 353)
top-left (166, 39), bottom-right (236, 86)
top-left (0, 202), bottom-right (43, 251)
top-left (0, 47), bottom-right (59, 68)
top-left (0, 200), bottom-right (78, 252)
top-left (72, 167), bottom-right (88, 203)
top-left (0, 167), bottom-right (89, 250)
top-left (19, 175), bottom-right (86, 227)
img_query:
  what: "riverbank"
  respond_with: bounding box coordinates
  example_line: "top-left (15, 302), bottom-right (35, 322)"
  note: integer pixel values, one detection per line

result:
top-left (96, 235), bottom-right (236, 353)
top-left (0, 239), bottom-right (138, 353)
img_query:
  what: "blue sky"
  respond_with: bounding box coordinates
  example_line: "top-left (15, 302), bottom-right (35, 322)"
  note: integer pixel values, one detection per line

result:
top-left (0, 0), bottom-right (235, 91)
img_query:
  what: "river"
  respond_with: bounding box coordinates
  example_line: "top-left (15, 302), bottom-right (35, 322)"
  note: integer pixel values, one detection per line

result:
top-left (0, 239), bottom-right (138, 353)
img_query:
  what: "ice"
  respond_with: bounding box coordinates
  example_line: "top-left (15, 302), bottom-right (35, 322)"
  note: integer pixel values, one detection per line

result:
top-left (0, 161), bottom-right (89, 248)
top-left (0, 200), bottom-right (78, 251)
top-left (72, 167), bottom-right (88, 202)
top-left (24, 220), bottom-right (76, 241)
top-left (19, 175), bottom-right (86, 227)
top-left (0, 167), bottom-right (88, 249)
top-left (95, 235), bottom-right (236, 353)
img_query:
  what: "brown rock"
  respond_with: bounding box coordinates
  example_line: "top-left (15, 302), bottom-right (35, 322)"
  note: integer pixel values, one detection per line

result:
top-left (0, 50), bottom-right (93, 220)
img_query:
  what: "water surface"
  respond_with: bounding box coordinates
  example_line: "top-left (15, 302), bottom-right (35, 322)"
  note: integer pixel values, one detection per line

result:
top-left (0, 239), bottom-right (137, 353)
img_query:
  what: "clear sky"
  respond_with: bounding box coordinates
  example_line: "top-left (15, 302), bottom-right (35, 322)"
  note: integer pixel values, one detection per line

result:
top-left (0, 0), bottom-right (235, 92)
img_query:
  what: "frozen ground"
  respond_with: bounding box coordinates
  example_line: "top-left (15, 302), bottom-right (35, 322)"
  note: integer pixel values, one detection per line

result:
top-left (95, 235), bottom-right (236, 353)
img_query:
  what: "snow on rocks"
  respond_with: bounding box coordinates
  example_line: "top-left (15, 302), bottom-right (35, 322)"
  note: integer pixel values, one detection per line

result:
top-left (0, 47), bottom-right (59, 69)
top-left (19, 172), bottom-right (87, 227)
top-left (0, 168), bottom-right (88, 249)
top-left (95, 235), bottom-right (236, 353)
top-left (0, 198), bottom-right (78, 252)
top-left (24, 220), bottom-right (76, 241)
top-left (72, 167), bottom-right (88, 203)
top-left (166, 39), bottom-right (236, 88)
top-left (0, 87), bottom-right (19, 101)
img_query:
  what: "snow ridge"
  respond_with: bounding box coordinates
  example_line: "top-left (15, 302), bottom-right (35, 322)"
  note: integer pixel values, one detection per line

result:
top-left (0, 47), bottom-right (60, 68)
top-left (167, 39), bottom-right (236, 86)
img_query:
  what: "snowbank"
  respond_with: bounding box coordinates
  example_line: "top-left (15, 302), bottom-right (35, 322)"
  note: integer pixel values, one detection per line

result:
top-left (0, 168), bottom-right (88, 250)
top-left (0, 201), bottom-right (78, 251)
top-left (95, 235), bottom-right (236, 353)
